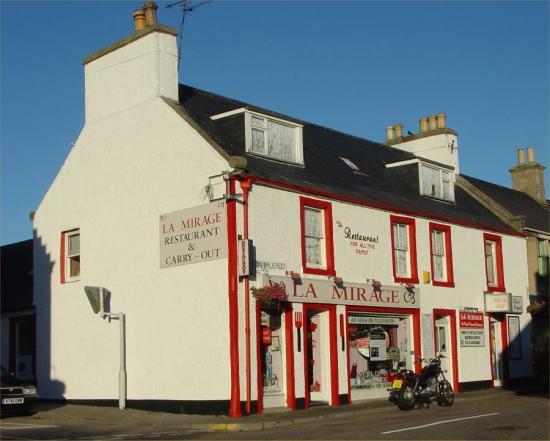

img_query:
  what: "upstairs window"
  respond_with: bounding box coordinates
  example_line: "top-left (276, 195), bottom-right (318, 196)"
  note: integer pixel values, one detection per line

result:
top-left (484, 233), bottom-right (505, 292)
top-left (420, 163), bottom-right (454, 202)
top-left (300, 197), bottom-right (334, 276)
top-left (245, 112), bottom-right (303, 164)
top-left (429, 223), bottom-right (455, 287)
top-left (61, 229), bottom-right (80, 283)
top-left (390, 215), bottom-right (419, 284)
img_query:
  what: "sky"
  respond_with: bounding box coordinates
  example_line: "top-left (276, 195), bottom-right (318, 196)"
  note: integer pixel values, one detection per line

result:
top-left (1, 0), bottom-right (548, 245)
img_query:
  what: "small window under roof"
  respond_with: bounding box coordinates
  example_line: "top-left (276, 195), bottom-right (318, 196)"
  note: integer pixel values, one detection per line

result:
top-left (340, 157), bottom-right (360, 171)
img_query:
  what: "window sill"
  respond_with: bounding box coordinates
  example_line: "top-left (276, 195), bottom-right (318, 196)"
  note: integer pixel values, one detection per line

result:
top-left (303, 266), bottom-right (336, 277)
top-left (486, 285), bottom-right (506, 293)
top-left (432, 280), bottom-right (455, 288)
top-left (394, 275), bottom-right (419, 285)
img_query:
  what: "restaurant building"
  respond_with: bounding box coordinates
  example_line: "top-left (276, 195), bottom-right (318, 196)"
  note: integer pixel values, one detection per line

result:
top-left (33, 3), bottom-right (533, 416)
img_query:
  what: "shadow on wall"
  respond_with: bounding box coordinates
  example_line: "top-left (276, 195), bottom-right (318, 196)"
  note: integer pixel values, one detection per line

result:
top-left (34, 229), bottom-right (66, 404)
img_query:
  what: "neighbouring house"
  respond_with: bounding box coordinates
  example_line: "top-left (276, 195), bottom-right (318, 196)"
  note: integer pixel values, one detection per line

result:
top-left (32, 2), bottom-right (534, 416)
top-left (1, 239), bottom-right (35, 381)
top-left (454, 148), bottom-right (549, 387)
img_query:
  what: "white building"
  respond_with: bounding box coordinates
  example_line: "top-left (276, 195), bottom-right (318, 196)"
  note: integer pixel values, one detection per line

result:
top-left (33, 3), bottom-right (533, 416)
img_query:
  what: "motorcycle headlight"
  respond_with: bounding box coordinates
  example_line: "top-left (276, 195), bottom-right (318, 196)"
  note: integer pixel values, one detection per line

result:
top-left (23, 386), bottom-right (37, 395)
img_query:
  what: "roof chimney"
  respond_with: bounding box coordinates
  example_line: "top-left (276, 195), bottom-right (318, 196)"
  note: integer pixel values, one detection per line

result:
top-left (509, 147), bottom-right (546, 205)
top-left (385, 126), bottom-right (395, 142)
top-left (436, 113), bottom-right (446, 129)
top-left (393, 123), bottom-right (403, 139)
top-left (143, 2), bottom-right (158, 27)
top-left (419, 116), bottom-right (429, 133)
top-left (133, 9), bottom-right (147, 31)
top-left (428, 115), bottom-right (437, 131)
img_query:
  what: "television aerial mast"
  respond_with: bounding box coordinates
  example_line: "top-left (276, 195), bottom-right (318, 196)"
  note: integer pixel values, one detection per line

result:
top-left (166, 0), bottom-right (212, 73)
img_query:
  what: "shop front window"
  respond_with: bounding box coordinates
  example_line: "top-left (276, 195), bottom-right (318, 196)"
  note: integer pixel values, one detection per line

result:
top-left (348, 313), bottom-right (412, 398)
top-left (261, 310), bottom-right (285, 404)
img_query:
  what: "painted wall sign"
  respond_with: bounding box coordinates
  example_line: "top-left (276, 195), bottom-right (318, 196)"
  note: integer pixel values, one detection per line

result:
top-left (459, 311), bottom-right (485, 347)
top-left (256, 261), bottom-right (287, 271)
top-left (348, 316), bottom-right (401, 326)
top-left (336, 220), bottom-right (379, 257)
top-left (484, 292), bottom-right (512, 313)
top-left (159, 201), bottom-right (227, 268)
top-left (261, 275), bottom-right (420, 309)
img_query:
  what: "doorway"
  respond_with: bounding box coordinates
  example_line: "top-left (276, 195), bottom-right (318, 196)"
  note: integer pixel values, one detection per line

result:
top-left (489, 316), bottom-right (507, 387)
top-left (303, 305), bottom-right (337, 407)
top-left (433, 309), bottom-right (458, 392)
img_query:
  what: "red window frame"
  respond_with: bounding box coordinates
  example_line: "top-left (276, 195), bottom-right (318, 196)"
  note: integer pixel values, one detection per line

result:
top-left (390, 215), bottom-right (419, 284)
top-left (429, 222), bottom-right (455, 288)
top-left (299, 196), bottom-right (335, 276)
top-left (483, 233), bottom-right (505, 292)
top-left (60, 228), bottom-right (80, 284)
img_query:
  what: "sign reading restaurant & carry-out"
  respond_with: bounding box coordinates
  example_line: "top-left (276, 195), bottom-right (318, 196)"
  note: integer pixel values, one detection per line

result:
top-left (159, 201), bottom-right (227, 268)
top-left (262, 275), bottom-right (420, 308)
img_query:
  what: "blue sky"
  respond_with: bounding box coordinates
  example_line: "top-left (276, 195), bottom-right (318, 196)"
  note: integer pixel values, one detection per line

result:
top-left (1, 0), bottom-right (548, 245)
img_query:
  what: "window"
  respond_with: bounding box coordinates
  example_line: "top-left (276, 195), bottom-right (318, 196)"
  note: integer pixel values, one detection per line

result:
top-left (538, 239), bottom-right (549, 277)
top-left (246, 112), bottom-right (303, 164)
top-left (483, 233), bottom-right (505, 292)
top-left (300, 197), bottom-right (334, 275)
top-left (429, 223), bottom-right (455, 287)
top-left (61, 229), bottom-right (80, 283)
top-left (390, 215), bottom-right (418, 284)
top-left (419, 163), bottom-right (454, 202)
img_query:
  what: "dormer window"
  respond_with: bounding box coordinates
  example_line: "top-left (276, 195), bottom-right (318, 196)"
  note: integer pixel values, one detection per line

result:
top-left (245, 112), bottom-right (303, 164)
top-left (419, 163), bottom-right (454, 202)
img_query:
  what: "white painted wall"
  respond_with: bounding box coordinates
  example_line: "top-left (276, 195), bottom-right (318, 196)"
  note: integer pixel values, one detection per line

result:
top-left (33, 96), bottom-right (231, 400)
top-left (391, 133), bottom-right (460, 174)
top-left (247, 184), bottom-right (531, 392)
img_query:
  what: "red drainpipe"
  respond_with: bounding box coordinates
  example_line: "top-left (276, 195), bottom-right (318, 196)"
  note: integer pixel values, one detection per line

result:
top-left (227, 177), bottom-right (242, 417)
top-left (239, 178), bottom-right (252, 414)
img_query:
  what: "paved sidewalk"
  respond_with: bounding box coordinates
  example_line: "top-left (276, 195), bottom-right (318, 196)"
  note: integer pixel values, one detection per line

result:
top-left (29, 388), bottom-right (538, 433)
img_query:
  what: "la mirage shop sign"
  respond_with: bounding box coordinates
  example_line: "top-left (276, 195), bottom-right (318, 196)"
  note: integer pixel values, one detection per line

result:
top-left (262, 275), bottom-right (420, 309)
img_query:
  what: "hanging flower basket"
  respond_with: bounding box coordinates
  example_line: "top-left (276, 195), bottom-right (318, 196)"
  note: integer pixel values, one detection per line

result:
top-left (251, 282), bottom-right (289, 309)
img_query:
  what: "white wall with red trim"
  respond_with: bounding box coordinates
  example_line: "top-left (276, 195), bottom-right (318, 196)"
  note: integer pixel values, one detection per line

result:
top-left (33, 96), bottom-right (233, 401)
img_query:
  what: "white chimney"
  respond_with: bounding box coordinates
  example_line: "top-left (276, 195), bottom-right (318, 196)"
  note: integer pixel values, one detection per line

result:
top-left (83, 2), bottom-right (178, 123)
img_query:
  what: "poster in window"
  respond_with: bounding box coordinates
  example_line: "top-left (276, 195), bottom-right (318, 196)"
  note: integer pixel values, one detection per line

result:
top-left (507, 316), bottom-right (522, 360)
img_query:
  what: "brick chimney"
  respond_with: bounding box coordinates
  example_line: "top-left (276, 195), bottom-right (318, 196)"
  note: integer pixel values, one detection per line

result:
top-left (83, 1), bottom-right (178, 123)
top-left (509, 147), bottom-right (547, 204)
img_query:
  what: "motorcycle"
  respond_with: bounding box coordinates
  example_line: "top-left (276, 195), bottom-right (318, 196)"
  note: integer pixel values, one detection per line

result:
top-left (388, 354), bottom-right (454, 410)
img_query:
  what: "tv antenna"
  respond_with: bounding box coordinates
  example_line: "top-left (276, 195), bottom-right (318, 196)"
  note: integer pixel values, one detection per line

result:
top-left (167, 0), bottom-right (212, 72)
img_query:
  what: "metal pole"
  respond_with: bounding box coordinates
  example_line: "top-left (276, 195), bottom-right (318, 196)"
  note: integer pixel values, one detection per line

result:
top-left (119, 313), bottom-right (127, 409)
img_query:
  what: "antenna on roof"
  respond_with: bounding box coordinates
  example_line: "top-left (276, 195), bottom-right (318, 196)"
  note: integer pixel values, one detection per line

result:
top-left (166, 0), bottom-right (212, 74)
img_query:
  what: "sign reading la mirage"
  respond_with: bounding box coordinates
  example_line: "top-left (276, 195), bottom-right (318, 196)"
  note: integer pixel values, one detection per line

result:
top-left (159, 201), bottom-right (227, 268)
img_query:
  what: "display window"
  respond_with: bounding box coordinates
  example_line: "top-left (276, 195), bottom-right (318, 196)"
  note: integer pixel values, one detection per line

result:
top-left (347, 313), bottom-right (414, 399)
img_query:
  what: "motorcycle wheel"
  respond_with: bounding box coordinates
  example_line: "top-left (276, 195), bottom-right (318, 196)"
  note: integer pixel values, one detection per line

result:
top-left (437, 380), bottom-right (454, 406)
top-left (397, 385), bottom-right (416, 411)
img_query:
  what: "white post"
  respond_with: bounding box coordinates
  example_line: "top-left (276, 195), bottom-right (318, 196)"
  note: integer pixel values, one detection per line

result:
top-left (119, 313), bottom-right (127, 410)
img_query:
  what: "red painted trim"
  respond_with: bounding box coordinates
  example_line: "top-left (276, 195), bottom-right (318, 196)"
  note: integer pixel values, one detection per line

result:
top-left (9, 315), bottom-right (36, 382)
top-left (390, 215), bottom-right (419, 284)
top-left (255, 301), bottom-right (263, 414)
top-left (302, 303), bottom-right (339, 408)
top-left (284, 308), bottom-right (296, 409)
top-left (329, 305), bottom-right (339, 406)
top-left (429, 223), bottom-right (455, 288)
top-left (483, 233), bottom-right (506, 292)
top-left (432, 309), bottom-right (460, 393)
top-left (487, 314), bottom-right (495, 387)
top-left (345, 309), bottom-right (352, 404)
top-left (345, 305), bottom-right (422, 373)
top-left (247, 176), bottom-right (525, 238)
top-left (227, 179), bottom-right (242, 417)
top-left (299, 197), bottom-right (335, 276)
top-left (60, 231), bottom-right (66, 283)
top-left (239, 179), bottom-right (252, 415)
top-left (500, 314), bottom-right (510, 385)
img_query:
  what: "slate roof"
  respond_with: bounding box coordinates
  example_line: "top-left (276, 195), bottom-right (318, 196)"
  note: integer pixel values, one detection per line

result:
top-left (1, 239), bottom-right (33, 313)
top-left (177, 85), bottom-right (519, 233)
top-left (461, 175), bottom-right (550, 233)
